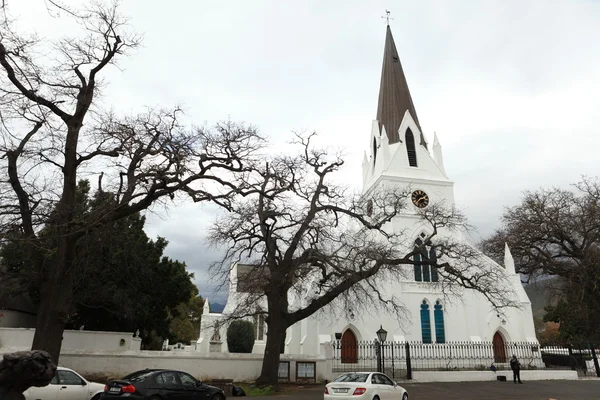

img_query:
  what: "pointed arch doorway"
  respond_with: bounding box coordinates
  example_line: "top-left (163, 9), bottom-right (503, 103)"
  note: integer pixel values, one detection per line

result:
top-left (341, 329), bottom-right (358, 364)
top-left (493, 331), bottom-right (506, 363)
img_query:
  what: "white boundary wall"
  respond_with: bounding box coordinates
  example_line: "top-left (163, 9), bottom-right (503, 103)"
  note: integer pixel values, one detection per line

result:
top-left (0, 328), bottom-right (141, 352)
top-left (412, 370), bottom-right (578, 382)
top-left (59, 351), bottom-right (331, 383)
top-left (58, 352), bottom-right (580, 383)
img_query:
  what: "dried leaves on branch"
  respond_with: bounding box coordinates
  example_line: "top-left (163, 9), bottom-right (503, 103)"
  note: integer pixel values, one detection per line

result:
top-left (208, 132), bottom-right (515, 385)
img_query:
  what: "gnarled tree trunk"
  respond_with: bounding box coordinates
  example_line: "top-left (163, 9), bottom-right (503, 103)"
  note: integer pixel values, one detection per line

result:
top-left (256, 315), bottom-right (288, 387)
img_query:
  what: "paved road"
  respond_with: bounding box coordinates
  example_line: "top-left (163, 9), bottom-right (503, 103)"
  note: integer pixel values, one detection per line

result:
top-left (272, 380), bottom-right (600, 400)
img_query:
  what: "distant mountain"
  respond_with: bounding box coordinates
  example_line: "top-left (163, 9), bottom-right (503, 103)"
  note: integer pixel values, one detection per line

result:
top-left (524, 278), bottom-right (561, 318)
top-left (210, 302), bottom-right (225, 313)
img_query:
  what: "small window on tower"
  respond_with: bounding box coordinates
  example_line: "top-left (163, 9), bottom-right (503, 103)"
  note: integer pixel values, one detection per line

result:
top-left (373, 137), bottom-right (377, 166)
top-left (405, 129), bottom-right (417, 167)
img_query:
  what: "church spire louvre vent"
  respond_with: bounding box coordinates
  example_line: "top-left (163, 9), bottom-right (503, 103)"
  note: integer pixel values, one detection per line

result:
top-left (376, 25), bottom-right (426, 148)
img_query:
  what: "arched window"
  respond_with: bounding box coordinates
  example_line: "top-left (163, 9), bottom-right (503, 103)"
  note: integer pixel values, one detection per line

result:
top-left (413, 238), bottom-right (422, 282)
top-left (413, 234), bottom-right (439, 283)
top-left (405, 128), bottom-right (417, 167)
top-left (429, 247), bottom-right (438, 282)
top-left (420, 300), bottom-right (432, 343)
top-left (373, 137), bottom-right (378, 166)
top-left (434, 300), bottom-right (445, 343)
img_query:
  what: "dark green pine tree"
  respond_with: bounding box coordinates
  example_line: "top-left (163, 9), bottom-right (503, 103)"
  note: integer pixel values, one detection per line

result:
top-left (0, 180), bottom-right (197, 348)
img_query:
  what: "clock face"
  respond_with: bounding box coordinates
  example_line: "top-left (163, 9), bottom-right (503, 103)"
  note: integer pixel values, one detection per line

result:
top-left (411, 190), bottom-right (429, 208)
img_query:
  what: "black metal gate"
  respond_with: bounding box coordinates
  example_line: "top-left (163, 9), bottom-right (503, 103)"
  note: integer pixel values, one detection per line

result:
top-left (332, 340), bottom-right (408, 380)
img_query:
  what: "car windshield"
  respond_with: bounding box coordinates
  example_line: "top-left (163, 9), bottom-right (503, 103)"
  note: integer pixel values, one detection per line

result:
top-left (123, 371), bottom-right (156, 383)
top-left (333, 373), bottom-right (369, 383)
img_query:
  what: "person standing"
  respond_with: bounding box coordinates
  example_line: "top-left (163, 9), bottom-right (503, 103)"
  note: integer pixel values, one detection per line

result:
top-left (510, 354), bottom-right (523, 384)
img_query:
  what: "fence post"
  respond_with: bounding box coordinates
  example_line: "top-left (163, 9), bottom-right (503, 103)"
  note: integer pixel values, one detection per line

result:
top-left (391, 342), bottom-right (395, 379)
top-left (405, 342), bottom-right (412, 380)
top-left (376, 340), bottom-right (382, 373)
top-left (567, 344), bottom-right (575, 371)
top-left (591, 345), bottom-right (600, 378)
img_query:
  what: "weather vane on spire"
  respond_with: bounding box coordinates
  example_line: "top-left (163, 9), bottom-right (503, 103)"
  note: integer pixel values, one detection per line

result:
top-left (382, 9), bottom-right (394, 25)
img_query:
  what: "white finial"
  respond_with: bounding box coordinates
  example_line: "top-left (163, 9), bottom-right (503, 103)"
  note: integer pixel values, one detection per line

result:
top-left (432, 132), bottom-right (447, 176)
top-left (504, 242), bottom-right (516, 274)
top-left (203, 298), bottom-right (210, 315)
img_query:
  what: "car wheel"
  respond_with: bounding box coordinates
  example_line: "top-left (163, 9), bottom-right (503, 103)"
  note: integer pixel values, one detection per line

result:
top-left (402, 393), bottom-right (409, 400)
top-left (210, 394), bottom-right (225, 400)
top-left (373, 396), bottom-right (380, 400)
top-left (148, 396), bottom-right (162, 400)
top-left (91, 395), bottom-right (101, 400)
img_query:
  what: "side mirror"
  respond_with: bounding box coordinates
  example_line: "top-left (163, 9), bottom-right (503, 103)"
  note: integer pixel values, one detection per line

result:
top-left (393, 382), bottom-right (398, 387)
top-left (81, 381), bottom-right (87, 386)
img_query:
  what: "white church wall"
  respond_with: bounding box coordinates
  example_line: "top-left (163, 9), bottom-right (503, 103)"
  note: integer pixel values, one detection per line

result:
top-left (305, 269), bottom-right (536, 346)
top-left (301, 316), bottom-right (320, 355)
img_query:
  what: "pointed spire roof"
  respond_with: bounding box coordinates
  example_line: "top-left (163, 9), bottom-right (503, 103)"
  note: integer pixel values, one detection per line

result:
top-left (376, 25), bottom-right (424, 146)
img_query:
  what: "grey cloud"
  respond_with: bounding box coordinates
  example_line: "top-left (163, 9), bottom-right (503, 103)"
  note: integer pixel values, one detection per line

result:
top-left (13, 0), bottom-right (600, 304)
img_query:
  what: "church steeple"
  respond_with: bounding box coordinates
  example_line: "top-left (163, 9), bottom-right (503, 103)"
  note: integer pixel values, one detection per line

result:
top-left (376, 26), bottom-right (426, 147)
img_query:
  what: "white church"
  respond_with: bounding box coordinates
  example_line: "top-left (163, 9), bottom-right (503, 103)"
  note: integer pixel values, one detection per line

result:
top-left (197, 25), bottom-right (538, 360)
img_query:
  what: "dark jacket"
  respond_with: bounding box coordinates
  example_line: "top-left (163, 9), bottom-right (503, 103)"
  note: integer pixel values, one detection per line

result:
top-left (510, 357), bottom-right (521, 371)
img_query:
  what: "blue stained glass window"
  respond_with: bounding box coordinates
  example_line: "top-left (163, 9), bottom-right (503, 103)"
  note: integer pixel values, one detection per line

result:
top-left (434, 301), bottom-right (445, 343)
top-left (420, 300), bottom-right (432, 343)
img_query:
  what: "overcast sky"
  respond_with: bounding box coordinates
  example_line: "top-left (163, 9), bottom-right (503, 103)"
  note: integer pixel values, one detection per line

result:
top-left (14, 0), bottom-right (600, 303)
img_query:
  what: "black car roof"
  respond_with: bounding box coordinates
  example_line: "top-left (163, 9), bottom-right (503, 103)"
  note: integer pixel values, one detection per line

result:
top-left (128, 369), bottom-right (194, 376)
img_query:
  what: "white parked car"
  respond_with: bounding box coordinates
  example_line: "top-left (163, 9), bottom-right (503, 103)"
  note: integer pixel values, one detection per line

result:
top-left (23, 366), bottom-right (105, 400)
top-left (324, 372), bottom-right (408, 400)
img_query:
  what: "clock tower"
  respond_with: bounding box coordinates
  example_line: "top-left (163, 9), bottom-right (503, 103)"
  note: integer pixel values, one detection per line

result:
top-left (362, 25), bottom-right (454, 215)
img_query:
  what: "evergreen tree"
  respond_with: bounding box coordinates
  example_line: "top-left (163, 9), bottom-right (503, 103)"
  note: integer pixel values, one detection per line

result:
top-left (1, 180), bottom-right (198, 348)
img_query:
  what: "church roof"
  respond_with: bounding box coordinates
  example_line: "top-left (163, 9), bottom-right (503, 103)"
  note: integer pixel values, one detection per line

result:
top-left (376, 25), bottom-right (425, 146)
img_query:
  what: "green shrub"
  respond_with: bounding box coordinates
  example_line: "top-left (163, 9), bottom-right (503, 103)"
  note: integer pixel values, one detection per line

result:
top-left (227, 320), bottom-right (255, 353)
top-left (238, 384), bottom-right (280, 396)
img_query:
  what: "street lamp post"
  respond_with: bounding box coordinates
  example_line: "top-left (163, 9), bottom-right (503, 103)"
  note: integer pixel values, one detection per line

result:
top-left (376, 325), bottom-right (388, 374)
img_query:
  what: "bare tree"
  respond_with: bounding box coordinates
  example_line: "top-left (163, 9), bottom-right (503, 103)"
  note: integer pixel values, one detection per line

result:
top-left (0, 3), bottom-right (262, 362)
top-left (481, 176), bottom-right (600, 342)
top-left (209, 133), bottom-right (516, 386)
